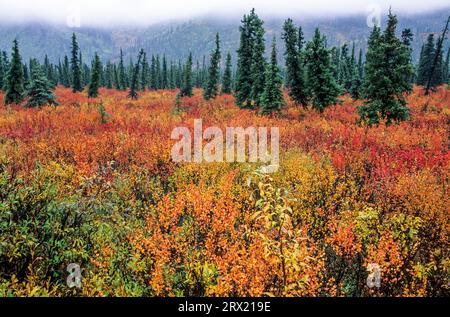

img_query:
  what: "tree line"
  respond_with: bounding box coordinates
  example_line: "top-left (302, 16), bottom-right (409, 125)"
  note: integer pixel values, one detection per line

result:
top-left (0, 9), bottom-right (448, 125)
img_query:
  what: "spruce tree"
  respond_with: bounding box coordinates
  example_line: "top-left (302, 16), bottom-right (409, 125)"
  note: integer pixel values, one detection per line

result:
top-left (250, 10), bottom-right (266, 107)
top-left (155, 55), bottom-right (161, 89)
top-left (359, 11), bottom-right (413, 125)
top-left (201, 56), bottom-right (207, 88)
top-left (177, 59), bottom-right (183, 88)
top-left (425, 16), bottom-right (449, 94)
top-left (261, 38), bottom-right (284, 115)
top-left (128, 50), bottom-right (144, 100)
top-left (235, 9), bottom-right (266, 108)
top-left (235, 10), bottom-right (255, 108)
top-left (204, 33), bottom-right (222, 100)
top-left (141, 52), bottom-right (149, 90)
top-left (282, 18), bottom-right (308, 107)
top-left (339, 44), bottom-right (353, 92)
top-left (417, 34), bottom-right (436, 86)
top-left (222, 52), bottom-right (233, 94)
top-left (26, 64), bottom-right (57, 107)
top-left (162, 55), bottom-right (168, 89)
top-left (194, 60), bottom-right (201, 88)
top-left (305, 29), bottom-right (340, 112)
top-left (62, 55), bottom-right (71, 87)
top-left (402, 28), bottom-right (415, 84)
top-left (105, 61), bottom-right (114, 89)
top-left (70, 33), bottom-right (83, 92)
top-left (88, 53), bottom-right (102, 98)
top-left (350, 64), bottom-right (362, 99)
top-left (4, 39), bottom-right (25, 105)
top-left (118, 49), bottom-right (127, 90)
top-left (169, 62), bottom-right (176, 89)
top-left (127, 58), bottom-right (134, 87)
top-left (43, 55), bottom-right (55, 87)
top-left (180, 53), bottom-right (193, 97)
top-left (113, 64), bottom-right (120, 89)
top-left (79, 53), bottom-right (86, 86)
top-left (150, 55), bottom-right (157, 90)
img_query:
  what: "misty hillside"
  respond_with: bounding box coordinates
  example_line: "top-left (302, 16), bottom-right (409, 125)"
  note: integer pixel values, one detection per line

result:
top-left (0, 8), bottom-right (449, 64)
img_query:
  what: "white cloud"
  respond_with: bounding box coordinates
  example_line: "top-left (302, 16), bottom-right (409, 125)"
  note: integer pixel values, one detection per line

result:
top-left (0, 0), bottom-right (448, 26)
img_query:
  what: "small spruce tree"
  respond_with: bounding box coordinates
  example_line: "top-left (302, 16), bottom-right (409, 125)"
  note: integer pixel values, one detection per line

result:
top-left (70, 33), bottom-right (83, 92)
top-left (359, 11), bottom-right (413, 125)
top-left (4, 39), bottom-right (25, 105)
top-left (261, 38), bottom-right (284, 115)
top-left (222, 52), bottom-right (233, 94)
top-left (282, 19), bottom-right (308, 107)
top-left (88, 53), bottom-right (102, 98)
top-left (26, 64), bottom-right (58, 107)
top-left (180, 53), bottom-right (193, 97)
top-left (204, 33), bottom-right (222, 100)
top-left (305, 29), bottom-right (340, 112)
top-left (128, 50), bottom-right (144, 100)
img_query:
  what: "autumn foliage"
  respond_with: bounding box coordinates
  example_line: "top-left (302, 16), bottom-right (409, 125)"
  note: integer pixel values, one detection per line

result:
top-left (0, 86), bottom-right (448, 296)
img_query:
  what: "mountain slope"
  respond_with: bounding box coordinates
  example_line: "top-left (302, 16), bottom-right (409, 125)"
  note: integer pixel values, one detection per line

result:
top-left (0, 9), bottom-right (448, 64)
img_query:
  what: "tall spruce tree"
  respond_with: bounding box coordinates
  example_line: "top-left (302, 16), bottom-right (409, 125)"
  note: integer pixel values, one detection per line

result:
top-left (261, 38), bottom-right (284, 114)
top-left (150, 55), bottom-right (156, 90)
top-left (70, 33), bottom-right (83, 92)
top-left (417, 34), bottom-right (436, 86)
top-left (88, 53), bottom-right (102, 98)
top-left (26, 64), bottom-right (57, 107)
top-left (141, 52), bottom-right (149, 90)
top-left (177, 59), bottom-right (183, 88)
top-left (113, 64), bottom-right (120, 89)
top-left (4, 39), bottom-right (25, 105)
top-left (105, 61), bottom-right (114, 89)
top-left (305, 29), bottom-right (340, 112)
top-left (425, 16), bottom-right (449, 94)
top-left (128, 50), bottom-right (144, 100)
top-left (402, 28), bottom-right (415, 84)
top-left (222, 52), bottom-right (233, 94)
top-left (169, 62), bottom-right (176, 89)
top-left (62, 55), bottom-right (71, 87)
top-left (282, 18), bottom-right (308, 107)
top-left (235, 9), bottom-right (259, 108)
top-left (155, 55), bottom-right (161, 89)
top-left (127, 58), bottom-right (134, 87)
top-left (118, 49), bottom-right (127, 90)
top-left (180, 53), bottom-right (193, 97)
top-left (162, 55), bottom-right (168, 89)
top-left (250, 11), bottom-right (266, 107)
top-left (359, 11), bottom-right (413, 125)
top-left (204, 33), bottom-right (222, 100)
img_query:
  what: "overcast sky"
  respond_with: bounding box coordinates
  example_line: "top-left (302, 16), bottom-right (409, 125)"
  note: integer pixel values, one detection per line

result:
top-left (0, 0), bottom-right (448, 26)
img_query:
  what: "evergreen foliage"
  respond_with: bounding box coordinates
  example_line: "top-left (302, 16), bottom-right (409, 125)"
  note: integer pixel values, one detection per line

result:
top-left (4, 39), bottom-right (25, 105)
top-left (359, 12), bottom-right (414, 125)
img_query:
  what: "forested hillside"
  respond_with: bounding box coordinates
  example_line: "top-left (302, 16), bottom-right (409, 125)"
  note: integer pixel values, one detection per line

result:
top-left (1, 9), bottom-right (449, 64)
